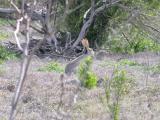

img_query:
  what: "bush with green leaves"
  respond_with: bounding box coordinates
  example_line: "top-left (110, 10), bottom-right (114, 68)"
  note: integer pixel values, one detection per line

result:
top-left (78, 56), bottom-right (97, 89)
top-left (0, 18), bottom-right (15, 26)
top-left (108, 103), bottom-right (120, 120)
top-left (38, 61), bottom-right (64, 73)
top-left (0, 32), bottom-right (9, 40)
top-left (106, 25), bottom-right (160, 54)
top-left (112, 69), bottom-right (131, 97)
top-left (118, 59), bottom-right (139, 66)
top-left (64, 0), bottom-right (160, 49)
top-left (104, 67), bottom-right (134, 120)
top-left (0, 46), bottom-right (17, 64)
top-left (144, 63), bottom-right (160, 75)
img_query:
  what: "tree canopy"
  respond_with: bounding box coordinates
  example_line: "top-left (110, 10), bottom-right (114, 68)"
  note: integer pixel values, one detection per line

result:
top-left (0, 0), bottom-right (159, 54)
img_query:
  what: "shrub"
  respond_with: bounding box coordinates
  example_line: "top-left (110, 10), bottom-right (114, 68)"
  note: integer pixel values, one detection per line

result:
top-left (83, 71), bottom-right (97, 89)
top-left (118, 59), bottom-right (138, 66)
top-left (38, 61), bottom-right (64, 73)
top-left (104, 67), bottom-right (134, 120)
top-left (145, 63), bottom-right (160, 74)
top-left (108, 103), bottom-right (120, 120)
top-left (0, 45), bottom-right (17, 63)
top-left (0, 32), bottom-right (9, 40)
top-left (109, 37), bottom-right (160, 54)
top-left (112, 69), bottom-right (130, 96)
top-left (0, 18), bottom-right (15, 26)
top-left (106, 25), bottom-right (160, 54)
top-left (78, 56), bottom-right (97, 89)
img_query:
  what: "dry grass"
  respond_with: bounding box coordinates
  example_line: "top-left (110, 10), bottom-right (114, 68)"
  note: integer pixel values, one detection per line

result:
top-left (0, 52), bottom-right (160, 120)
top-left (0, 23), bottom-right (160, 119)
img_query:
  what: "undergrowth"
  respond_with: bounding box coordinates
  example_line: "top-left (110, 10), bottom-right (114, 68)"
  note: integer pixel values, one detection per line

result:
top-left (107, 25), bottom-right (160, 54)
top-left (38, 61), bottom-right (64, 73)
top-left (78, 56), bottom-right (97, 89)
top-left (103, 66), bottom-right (134, 120)
top-left (144, 63), bottom-right (160, 74)
top-left (110, 38), bottom-right (160, 54)
top-left (0, 65), bottom-right (4, 75)
top-left (0, 45), bottom-right (17, 64)
top-left (100, 59), bottom-right (139, 68)
top-left (0, 18), bottom-right (14, 41)
top-left (0, 31), bottom-right (9, 40)
top-left (118, 59), bottom-right (139, 66)
top-left (0, 18), bottom-right (15, 26)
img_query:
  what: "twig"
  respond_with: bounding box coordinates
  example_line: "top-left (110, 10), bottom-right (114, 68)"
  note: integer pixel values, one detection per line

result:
top-left (8, 0), bottom-right (21, 14)
top-left (14, 17), bottom-right (24, 51)
top-left (122, 32), bottom-right (132, 47)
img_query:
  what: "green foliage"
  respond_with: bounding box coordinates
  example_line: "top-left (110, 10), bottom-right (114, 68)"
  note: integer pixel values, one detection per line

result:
top-left (78, 56), bottom-right (97, 89)
top-left (0, 18), bottom-right (15, 26)
top-left (106, 25), bottom-right (160, 54)
top-left (118, 59), bottom-right (139, 66)
top-left (38, 61), bottom-right (64, 73)
top-left (108, 103), bottom-right (120, 120)
top-left (100, 59), bottom-right (139, 68)
top-left (0, 18), bottom-right (9, 26)
top-left (0, 65), bottom-right (4, 75)
top-left (112, 69), bottom-right (131, 97)
top-left (0, 46), bottom-right (17, 64)
top-left (105, 88), bottom-right (110, 102)
top-left (113, 103), bottom-right (120, 120)
top-left (63, 0), bottom-right (160, 51)
top-left (100, 60), bottom-right (116, 67)
top-left (151, 64), bottom-right (160, 74)
top-left (145, 63), bottom-right (160, 74)
top-left (0, 32), bottom-right (9, 40)
top-left (141, 0), bottom-right (160, 10)
top-left (65, 1), bottom-right (90, 33)
top-left (0, 0), bottom-right (21, 7)
top-left (87, 9), bottom-right (110, 47)
top-left (83, 71), bottom-right (97, 89)
top-left (131, 39), bottom-right (160, 53)
top-left (0, 0), bottom-right (10, 7)
top-left (104, 67), bottom-right (134, 120)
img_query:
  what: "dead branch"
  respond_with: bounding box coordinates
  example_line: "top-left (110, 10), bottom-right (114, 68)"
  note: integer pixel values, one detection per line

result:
top-left (14, 17), bottom-right (24, 51)
top-left (8, 0), bottom-right (21, 14)
top-left (0, 8), bottom-right (16, 13)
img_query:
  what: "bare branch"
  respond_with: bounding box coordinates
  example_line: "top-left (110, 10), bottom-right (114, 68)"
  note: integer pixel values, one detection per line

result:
top-left (14, 17), bottom-right (24, 51)
top-left (24, 14), bottom-right (31, 55)
top-left (122, 32), bottom-right (132, 47)
top-left (8, 0), bottom-right (21, 14)
top-left (72, 0), bottom-right (122, 48)
top-left (9, 15), bottom-right (32, 119)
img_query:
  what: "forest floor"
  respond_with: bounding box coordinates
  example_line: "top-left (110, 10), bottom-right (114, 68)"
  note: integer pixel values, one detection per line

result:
top-left (0, 22), bottom-right (160, 120)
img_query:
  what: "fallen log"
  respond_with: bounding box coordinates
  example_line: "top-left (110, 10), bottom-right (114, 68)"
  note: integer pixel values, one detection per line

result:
top-left (0, 8), bottom-right (16, 14)
top-left (0, 7), bottom-right (44, 21)
top-left (0, 8), bottom-right (16, 18)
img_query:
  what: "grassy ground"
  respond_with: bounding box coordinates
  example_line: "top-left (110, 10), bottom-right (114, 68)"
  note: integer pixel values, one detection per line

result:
top-left (0, 52), bottom-right (159, 120)
top-left (0, 18), bottom-right (160, 120)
